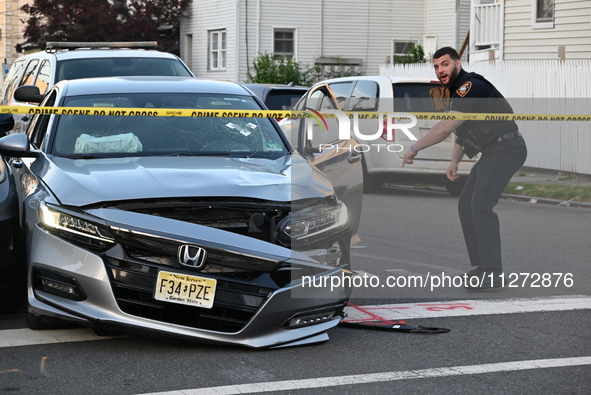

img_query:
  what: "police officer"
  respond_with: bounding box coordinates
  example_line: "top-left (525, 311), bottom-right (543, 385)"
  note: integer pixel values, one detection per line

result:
top-left (402, 47), bottom-right (527, 289)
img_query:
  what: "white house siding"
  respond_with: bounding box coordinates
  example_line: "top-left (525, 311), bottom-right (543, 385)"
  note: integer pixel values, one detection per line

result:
top-left (457, 0), bottom-right (471, 55)
top-left (305, 0), bottom-right (426, 76)
top-left (503, 0), bottom-right (591, 61)
top-left (179, 0), bottom-right (238, 81)
top-left (180, 1), bottom-right (471, 82)
top-left (424, 1), bottom-right (455, 57)
top-left (425, 0), bottom-right (454, 56)
top-left (423, 0), bottom-right (471, 59)
top-left (245, 0), bottom-right (321, 82)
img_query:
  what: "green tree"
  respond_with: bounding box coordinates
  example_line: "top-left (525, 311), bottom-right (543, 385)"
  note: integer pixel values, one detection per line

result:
top-left (20, 0), bottom-right (191, 54)
top-left (395, 43), bottom-right (427, 64)
top-left (247, 52), bottom-right (315, 86)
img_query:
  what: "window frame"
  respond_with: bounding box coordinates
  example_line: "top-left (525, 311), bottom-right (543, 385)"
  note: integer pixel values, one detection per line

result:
top-left (208, 29), bottom-right (227, 71)
top-left (391, 40), bottom-right (419, 64)
top-left (531, 0), bottom-right (554, 29)
top-left (273, 28), bottom-right (296, 60)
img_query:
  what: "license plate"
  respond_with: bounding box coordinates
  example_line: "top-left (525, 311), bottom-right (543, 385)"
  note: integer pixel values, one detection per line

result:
top-left (154, 271), bottom-right (216, 309)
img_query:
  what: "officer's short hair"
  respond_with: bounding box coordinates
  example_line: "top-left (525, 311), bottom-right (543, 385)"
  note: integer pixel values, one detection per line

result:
top-left (433, 47), bottom-right (460, 61)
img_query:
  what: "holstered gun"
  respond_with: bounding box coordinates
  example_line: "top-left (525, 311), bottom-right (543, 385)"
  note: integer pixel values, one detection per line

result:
top-left (454, 128), bottom-right (484, 159)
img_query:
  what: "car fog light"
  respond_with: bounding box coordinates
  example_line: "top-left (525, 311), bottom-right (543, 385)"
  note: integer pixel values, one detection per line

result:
top-left (33, 268), bottom-right (86, 301)
top-left (42, 279), bottom-right (77, 295)
top-left (282, 310), bottom-right (338, 329)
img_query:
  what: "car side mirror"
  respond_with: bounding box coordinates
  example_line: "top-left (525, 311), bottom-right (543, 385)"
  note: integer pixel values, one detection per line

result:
top-left (0, 133), bottom-right (39, 158)
top-left (305, 146), bottom-right (321, 155)
top-left (14, 85), bottom-right (44, 104)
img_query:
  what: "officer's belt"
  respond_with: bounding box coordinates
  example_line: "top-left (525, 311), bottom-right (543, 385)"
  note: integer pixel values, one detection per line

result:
top-left (496, 130), bottom-right (521, 143)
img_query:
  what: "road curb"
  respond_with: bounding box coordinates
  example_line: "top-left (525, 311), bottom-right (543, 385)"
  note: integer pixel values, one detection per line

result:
top-left (502, 193), bottom-right (591, 209)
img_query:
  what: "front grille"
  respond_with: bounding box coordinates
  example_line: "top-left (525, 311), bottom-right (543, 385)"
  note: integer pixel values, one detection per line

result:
top-left (112, 228), bottom-right (282, 277)
top-left (116, 198), bottom-right (289, 244)
top-left (104, 256), bottom-right (276, 333)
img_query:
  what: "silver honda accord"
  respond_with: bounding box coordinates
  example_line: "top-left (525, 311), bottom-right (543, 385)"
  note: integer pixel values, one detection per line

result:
top-left (0, 77), bottom-right (363, 348)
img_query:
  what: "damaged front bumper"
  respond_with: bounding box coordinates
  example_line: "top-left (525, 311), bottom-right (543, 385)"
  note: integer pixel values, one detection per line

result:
top-left (27, 206), bottom-right (349, 348)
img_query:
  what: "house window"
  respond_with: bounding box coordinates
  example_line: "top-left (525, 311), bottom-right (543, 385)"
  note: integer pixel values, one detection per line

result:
top-left (273, 29), bottom-right (295, 59)
top-left (532, 0), bottom-right (554, 29)
top-left (392, 41), bottom-right (417, 63)
top-left (536, 0), bottom-right (554, 21)
top-left (208, 30), bottom-right (226, 70)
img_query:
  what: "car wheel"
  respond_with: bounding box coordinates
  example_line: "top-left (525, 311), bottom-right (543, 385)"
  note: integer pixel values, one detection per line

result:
top-left (445, 177), bottom-right (467, 196)
top-left (0, 256), bottom-right (26, 314)
top-left (28, 312), bottom-right (65, 330)
top-left (362, 157), bottom-right (383, 193)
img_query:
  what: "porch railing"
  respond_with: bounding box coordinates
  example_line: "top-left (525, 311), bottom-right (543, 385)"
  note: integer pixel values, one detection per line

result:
top-left (472, 2), bottom-right (501, 48)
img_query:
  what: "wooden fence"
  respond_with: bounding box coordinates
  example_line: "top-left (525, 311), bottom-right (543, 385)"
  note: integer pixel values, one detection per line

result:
top-left (380, 61), bottom-right (591, 175)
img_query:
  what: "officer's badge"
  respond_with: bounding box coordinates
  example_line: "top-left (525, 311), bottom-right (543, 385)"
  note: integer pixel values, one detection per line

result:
top-left (456, 81), bottom-right (472, 97)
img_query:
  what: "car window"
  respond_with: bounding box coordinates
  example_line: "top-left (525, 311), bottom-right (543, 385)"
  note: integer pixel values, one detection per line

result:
top-left (21, 59), bottom-right (40, 86)
top-left (348, 80), bottom-right (379, 111)
top-left (327, 82), bottom-right (354, 108)
top-left (34, 60), bottom-right (51, 95)
top-left (0, 58), bottom-right (27, 104)
top-left (29, 90), bottom-right (58, 149)
top-left (264, 90), bottom-right (307, 111)
top-left (55, 58), bottom-right (192, 82)
top-left (306, 88), bottom-right (339, 112)
top-left (49, 93), bottom-right (288, 159)
top-left (393, 82), bottom-right (444, 112)
top-left (304, 87), bottom-right (342, 147)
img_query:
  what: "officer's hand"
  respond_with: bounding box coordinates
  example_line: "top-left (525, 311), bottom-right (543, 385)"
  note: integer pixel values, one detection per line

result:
top-left (402, 149), bottom-right (417, 167)
top-left (446, 163), bottom-right (460, 181)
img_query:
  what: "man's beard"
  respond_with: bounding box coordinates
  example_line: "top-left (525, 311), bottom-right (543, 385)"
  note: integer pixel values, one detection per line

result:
top-left (441, 65), bottom-right (460, 88)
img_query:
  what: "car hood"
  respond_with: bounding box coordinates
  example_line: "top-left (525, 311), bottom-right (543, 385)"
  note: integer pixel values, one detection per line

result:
top-left (41, 154), bottom-right (334, 207)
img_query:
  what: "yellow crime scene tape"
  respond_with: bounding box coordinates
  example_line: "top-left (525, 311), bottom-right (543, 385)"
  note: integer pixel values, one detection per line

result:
top-left (1, 105), bottom-right (590, 122)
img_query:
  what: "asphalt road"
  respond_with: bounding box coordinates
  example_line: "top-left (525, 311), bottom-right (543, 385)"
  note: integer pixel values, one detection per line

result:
top-left (1, 185), bottom-right (590, 394)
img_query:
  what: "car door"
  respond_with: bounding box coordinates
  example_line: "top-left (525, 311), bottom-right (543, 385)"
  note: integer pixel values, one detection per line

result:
top-left (391, 82), bottom-right (459, 162)
top-left (292, 84), bottom-right (363, 240)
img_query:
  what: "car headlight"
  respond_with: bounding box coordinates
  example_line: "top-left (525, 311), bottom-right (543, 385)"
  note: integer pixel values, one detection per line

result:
top-left (276, 201), bottom-right (348, 247)
top-left (39, 202), bottom-right (115, 251)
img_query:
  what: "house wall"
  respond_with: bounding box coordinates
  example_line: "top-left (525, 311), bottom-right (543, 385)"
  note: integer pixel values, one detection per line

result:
top-left (0, 0), bottom-right (30, 81)
top-left (320, 0), bottom-right (424, 76)
top-left (179, 0), bottom-right (239, 81)
top-left (425, 0), bottom-right (458, 56)
top-left (180, 0), bottom-right (470, 83)
top-left (504, 0), bottom-right (591, 60)
top-left (246, 0), bottom-right (320, 77)
top-left (424, 0), bottom-right (471, 60)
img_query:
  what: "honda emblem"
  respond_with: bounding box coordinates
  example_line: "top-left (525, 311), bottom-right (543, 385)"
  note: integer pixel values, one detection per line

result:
top-left (177, 244), bottom-right (207, 269)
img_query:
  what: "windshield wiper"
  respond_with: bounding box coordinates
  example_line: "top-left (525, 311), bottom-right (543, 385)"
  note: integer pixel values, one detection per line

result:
top-left (164, 152), bottom-right (243, 157)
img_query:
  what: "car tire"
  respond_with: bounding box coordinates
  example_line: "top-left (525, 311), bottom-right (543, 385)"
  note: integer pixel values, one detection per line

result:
top-left (0, 255), bottom-right (26, 314)
top-left (445, 177), bottom-right (467, 196)
top-left (362, 157), bottom-right (384, 193)
top-left (28, 312), bottom-right (65, 330)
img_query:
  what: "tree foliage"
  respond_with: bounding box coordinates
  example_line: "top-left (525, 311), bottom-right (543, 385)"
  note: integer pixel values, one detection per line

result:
top-left (247, 52), bottom-right (315, 86)
top-left (20, 0), bottom-right (191, 54)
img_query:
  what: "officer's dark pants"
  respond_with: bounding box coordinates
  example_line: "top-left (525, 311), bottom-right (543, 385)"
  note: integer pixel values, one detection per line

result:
top-left (458, 135), bottom-right (527, 272)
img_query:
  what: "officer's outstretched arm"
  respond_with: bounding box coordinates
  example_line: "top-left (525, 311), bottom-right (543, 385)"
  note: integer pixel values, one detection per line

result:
top-left (410, 117), bottom-right (464, 151)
